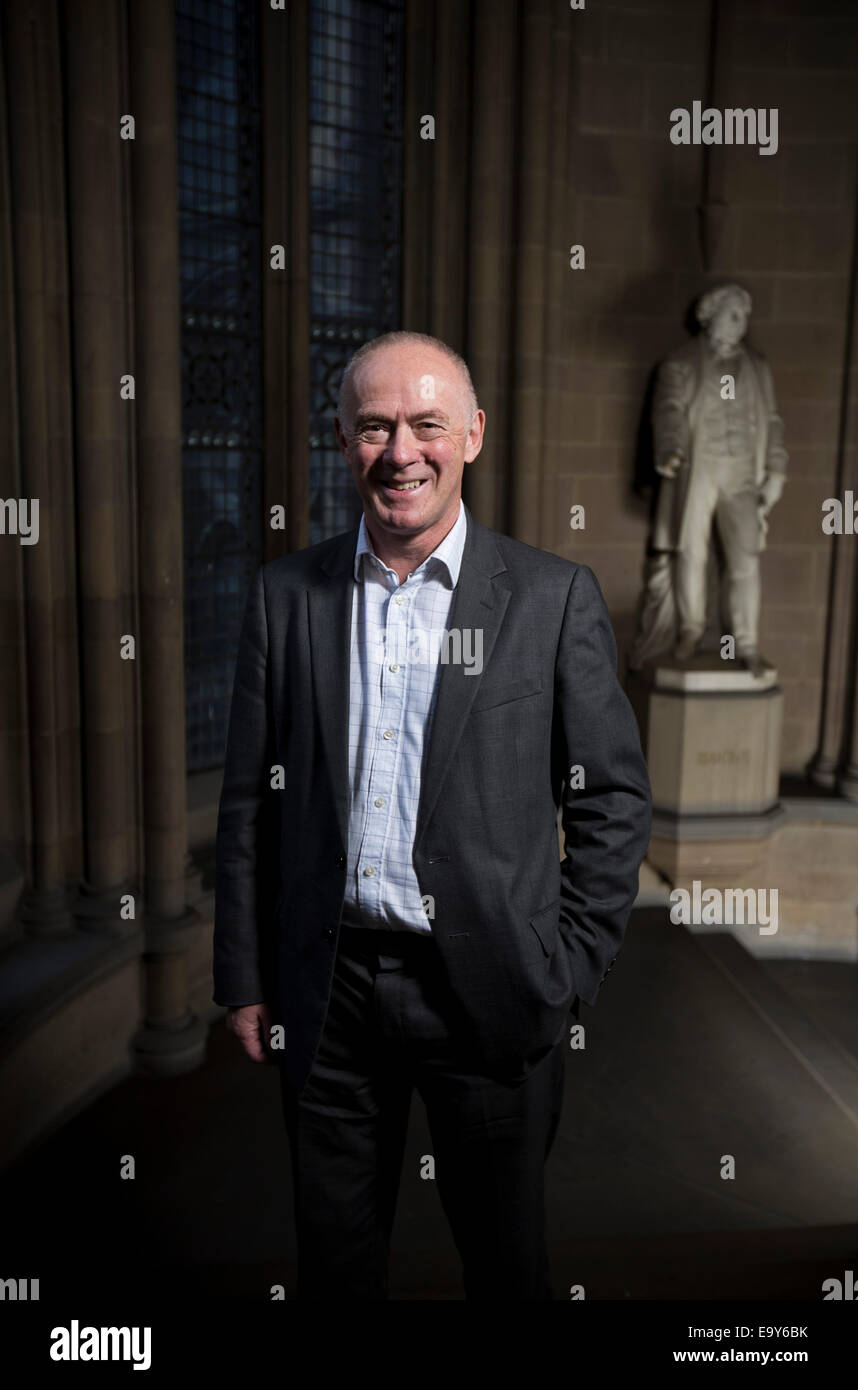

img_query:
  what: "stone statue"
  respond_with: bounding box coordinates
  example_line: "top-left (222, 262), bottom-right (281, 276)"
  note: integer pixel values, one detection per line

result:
top-left (630, 284), bottom-right (788, 678)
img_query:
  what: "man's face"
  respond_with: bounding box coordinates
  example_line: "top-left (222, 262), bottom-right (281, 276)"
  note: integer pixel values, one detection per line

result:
top-left (334, 344), bottom-right (484, 544)
top-left (705, 297), bottom-right (749, 354)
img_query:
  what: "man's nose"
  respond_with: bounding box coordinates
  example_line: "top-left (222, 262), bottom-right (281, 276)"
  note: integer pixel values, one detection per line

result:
top-left (383, 425), bottom-right (418, 464)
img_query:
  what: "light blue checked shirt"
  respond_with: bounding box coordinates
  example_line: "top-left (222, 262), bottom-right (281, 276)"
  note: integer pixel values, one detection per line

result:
top-left (343, 499), bottom-right (468, 933)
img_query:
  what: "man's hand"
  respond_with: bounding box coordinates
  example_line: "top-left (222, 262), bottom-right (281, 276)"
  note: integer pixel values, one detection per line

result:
top-left (225, 1001), bottom-right (277, 1064)
top-left (655, 451), bottom-right (683, 480)
top-left (758, 472), bottom-right (785, 515)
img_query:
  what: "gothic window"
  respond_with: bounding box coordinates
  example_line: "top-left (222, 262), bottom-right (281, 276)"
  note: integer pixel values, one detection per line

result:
top-left (309, 0), bottom-right (405, 543)
top-left (176, 0), bottom-right (262, 773)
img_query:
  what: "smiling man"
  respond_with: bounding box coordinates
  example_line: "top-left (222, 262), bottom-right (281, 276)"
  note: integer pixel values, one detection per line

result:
top-left (213, 330), bottom-right (652, 1300)
top-left (336, 333), bottom-right (484, 583)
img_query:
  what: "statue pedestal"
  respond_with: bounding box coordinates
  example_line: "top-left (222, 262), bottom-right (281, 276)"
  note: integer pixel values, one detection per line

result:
top-left (627, 654), bottom-right (784, 888)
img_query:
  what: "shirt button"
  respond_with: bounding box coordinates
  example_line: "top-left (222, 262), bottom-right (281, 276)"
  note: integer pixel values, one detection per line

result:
top-left (382, 729), bottom-right (394, 740)
top-left (374, 797), bottom-right (385, 808)
top-left (394, 595), bottom-right (405, 606)
top-left (362, 865), bottom-right (376, 877)
top-left (390, 663), bottom-right (400, 673)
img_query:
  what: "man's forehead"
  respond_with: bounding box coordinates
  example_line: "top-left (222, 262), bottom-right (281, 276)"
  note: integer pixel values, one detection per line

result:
top-left (351, 349), bottom-right (460, 398)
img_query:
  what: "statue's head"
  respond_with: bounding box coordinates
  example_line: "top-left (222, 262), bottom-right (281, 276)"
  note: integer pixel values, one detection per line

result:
top-left (696, 283), bottom-right (752, 355)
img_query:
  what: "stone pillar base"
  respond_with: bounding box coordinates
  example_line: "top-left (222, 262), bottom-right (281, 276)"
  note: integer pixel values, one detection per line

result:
top-left (73, 880), bottom-right (140, 936)
top-left (627, 654), bottom-right (783, 817)
top-left (132, 904), bottom-right (209, 1077)
top-left (839, 763), bottom-right (858, 803)
top-left (807, 751), bottom-right (839, 791)
top-left (628, 655), bottom-right (786, 933)
top-left (131, 1011), bottom-right (208, 1078)
top-left (19, 885), bottom-right (76, 936)
top-left (647, 805), bottom-right (787, 895)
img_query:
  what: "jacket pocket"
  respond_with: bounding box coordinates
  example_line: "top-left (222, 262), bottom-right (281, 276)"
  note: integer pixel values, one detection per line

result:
top-left (470, 678), bottom-right (542, 714)
top-left (528, 899), bottom-right (561, 957)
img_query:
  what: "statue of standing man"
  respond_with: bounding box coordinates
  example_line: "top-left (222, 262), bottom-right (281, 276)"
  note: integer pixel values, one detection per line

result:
top-left (631, 284), bottom-right (788, 677)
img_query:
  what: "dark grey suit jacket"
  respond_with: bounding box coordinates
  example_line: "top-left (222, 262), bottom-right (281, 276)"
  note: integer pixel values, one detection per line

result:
top-left (213, 504), bottom-right (652, 1093)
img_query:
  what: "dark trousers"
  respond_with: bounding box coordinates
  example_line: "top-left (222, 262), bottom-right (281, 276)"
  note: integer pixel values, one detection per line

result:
top-left (279, 923), bottom-right (567, 1300)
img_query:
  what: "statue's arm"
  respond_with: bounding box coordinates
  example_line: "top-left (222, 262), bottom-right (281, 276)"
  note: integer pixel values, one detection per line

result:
top-left (755, 359), bottom-right (788, 516)
top-left (652, 358), bottom-right (692, 478)
top-left (760, 361), bottom-right (788, 476)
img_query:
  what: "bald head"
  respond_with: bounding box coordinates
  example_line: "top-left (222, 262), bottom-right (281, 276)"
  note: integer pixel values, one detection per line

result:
top-left (337, 331), bottom-right (478, 433)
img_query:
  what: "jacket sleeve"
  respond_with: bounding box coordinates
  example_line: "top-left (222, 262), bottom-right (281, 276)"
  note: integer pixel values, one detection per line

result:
top-left (212, 565), bottom-right (280, 1007)
top-left (555, 564), bottom-right (652, 1007)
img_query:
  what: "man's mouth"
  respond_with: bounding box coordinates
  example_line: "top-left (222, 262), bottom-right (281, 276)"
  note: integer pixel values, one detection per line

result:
top-left (379, 479), bottom-right (427, 493)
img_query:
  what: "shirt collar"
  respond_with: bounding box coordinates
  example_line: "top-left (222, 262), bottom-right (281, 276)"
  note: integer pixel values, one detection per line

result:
top-left (353, 498), bottom-right (467, 587)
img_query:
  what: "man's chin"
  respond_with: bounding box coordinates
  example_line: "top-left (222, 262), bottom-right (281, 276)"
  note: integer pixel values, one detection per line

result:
top-left (369, 491), bottom-right (433, 528)
top-left (370, 505), bottom-right (430, 536)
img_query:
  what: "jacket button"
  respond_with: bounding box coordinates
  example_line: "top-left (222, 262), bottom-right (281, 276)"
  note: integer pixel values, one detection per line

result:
top-left (323, 927), bottom-right (336, 941)
top-left (335, 854), bottom-right (345, 869)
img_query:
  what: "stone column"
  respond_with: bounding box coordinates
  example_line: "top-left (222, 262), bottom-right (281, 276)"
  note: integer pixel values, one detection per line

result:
top-left (64, 0), bottom-right (138, 933)
top-left (836, 351), bottom-right (858, 799)
top-left (696, 0), bottom-right (733, 272)
top-left (537, 0), bottom-right (573, 554)
top-left (127, 0), bottom-right (206, 1074)
top-left (401, 0), bottom-right (434, 334)
top-left (465, 0), bottom-right (517, 533)
top-left (508, 0), bottom-right (553, 547)
top-left (809, 521), bottom-right (857, 790)
top-left (3, 2), bottom-right (82, 934)
top-left (841, 651), bottom-right (858, 802)
top-left (428, 0), bottom-right (470, 353)
top-left (810, 175), bottom-right (858, 794)
top-left (401, 0), bottom-right (469, 347)
top-left (262, 0), bottom-right (309, 559)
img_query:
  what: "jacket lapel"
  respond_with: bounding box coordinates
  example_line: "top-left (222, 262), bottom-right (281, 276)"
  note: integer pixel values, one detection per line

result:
top-left (414, 509), bottom-right (510, 849)
top-left (308, 525), bottom-right (360, 853)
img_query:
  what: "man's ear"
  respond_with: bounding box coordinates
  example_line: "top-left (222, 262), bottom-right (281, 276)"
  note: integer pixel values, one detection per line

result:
top-left (464, 408), bottom-right (486, 462)
top-left (333, 416), bottom-right (349, 457)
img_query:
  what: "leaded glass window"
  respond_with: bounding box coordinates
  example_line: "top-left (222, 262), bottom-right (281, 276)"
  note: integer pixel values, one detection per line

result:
top-left (309, 0), bottom-right (405, 544)
top-left (176, 0), bottom-right (262, 772)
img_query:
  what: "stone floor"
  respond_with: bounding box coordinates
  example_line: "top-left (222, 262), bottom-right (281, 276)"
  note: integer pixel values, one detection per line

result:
top-left (2, 908), bottom-right (857, 1301)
